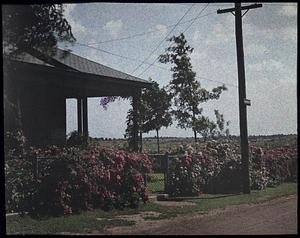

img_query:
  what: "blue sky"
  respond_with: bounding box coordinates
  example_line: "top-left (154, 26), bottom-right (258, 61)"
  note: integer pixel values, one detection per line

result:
top-left (60, 2), bottom-right (297, 138)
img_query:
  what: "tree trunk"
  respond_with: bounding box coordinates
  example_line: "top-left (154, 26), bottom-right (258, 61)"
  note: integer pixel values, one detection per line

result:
top-left (192, 107), bottom-right (197, 143)
top-left (139, 131), bottom-right (143, 152)
top-left (156, 129), bottom-right (160, 153)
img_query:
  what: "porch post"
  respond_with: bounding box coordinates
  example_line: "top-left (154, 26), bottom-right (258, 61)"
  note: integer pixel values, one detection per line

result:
top-left (82, 97), bottom-right (88, 139)
top-left (132, 90), bottom-right (141, 152)
top-left (77, 98), bottom-right (83, 135)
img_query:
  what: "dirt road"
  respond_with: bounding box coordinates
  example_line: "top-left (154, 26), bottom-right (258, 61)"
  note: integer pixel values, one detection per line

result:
top-left (99, 194), bottom-right (297, 235)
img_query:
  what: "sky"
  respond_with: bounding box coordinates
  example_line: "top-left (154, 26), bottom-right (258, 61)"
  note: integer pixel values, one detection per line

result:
top-left (60, 2), bottom-right (297, 138)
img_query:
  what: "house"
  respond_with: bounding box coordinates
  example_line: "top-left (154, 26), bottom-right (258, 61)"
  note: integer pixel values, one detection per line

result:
top-left (3, 47), bottom-right (152, 150)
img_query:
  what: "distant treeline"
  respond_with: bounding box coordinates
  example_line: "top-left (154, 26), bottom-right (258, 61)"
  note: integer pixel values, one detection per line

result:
top-left (91, 134), bottom-right (297, 141)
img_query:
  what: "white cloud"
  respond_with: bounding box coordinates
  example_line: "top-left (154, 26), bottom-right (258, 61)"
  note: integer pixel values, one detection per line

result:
top-left (247, 77), bottom-right (297, 135)
top-left (63, 4), bottom-right (87, 39)
top-left (247, 58), bottom-right (296, 85)
top-left (248, 59), bottom-right (282, 73)
top-left (192, 30), bottom-right (205, 42)
top-left (244, 20), bottom-right (296, 45)
top-left (203, 15), bottom-right (235, 47)
top-left (191, 50), bottom-right (207, 62)
top-left (79, 48), bottom-right (105, 65)
top-left (155, 24), bottom-right (168, 35)
top-left (63, 3), bottom-right (76, 17)
top-left (277, 5), bottom-right (297, 17)
top-left (245, 43), bottom-right (269, 57)
top-left (103, 19), bottom-right (124, 38)
top-left (280, 26), bottom-right (297, 43)
top-left (148, 24), bottom-right (168, 39)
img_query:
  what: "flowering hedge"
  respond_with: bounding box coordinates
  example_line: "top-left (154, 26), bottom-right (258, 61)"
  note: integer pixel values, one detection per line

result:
top-left (5, 133), bottom-right (152, 215)
top-left (5, 130), bottom-right (36, 213)
top-left (166, 142), bottom-right (242, 196)
top-left (166, 142), bottom-right (297, 196)
top-left (264, 146), bottom-right (298, 186)
top-left (29, 148), bottom-right (151, 216)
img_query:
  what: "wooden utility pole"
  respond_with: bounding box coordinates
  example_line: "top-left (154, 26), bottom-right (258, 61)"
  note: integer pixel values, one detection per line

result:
top-left (217, 3), bottom-right (262, 194)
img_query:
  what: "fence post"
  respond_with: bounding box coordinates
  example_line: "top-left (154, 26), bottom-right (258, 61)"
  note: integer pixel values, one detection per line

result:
top-left (164, 152), bottom-right (169, 194)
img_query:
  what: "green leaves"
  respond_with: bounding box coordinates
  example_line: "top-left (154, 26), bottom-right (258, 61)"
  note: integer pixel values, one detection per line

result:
top-left (159, 33), bottom-right (228, 141)
top-left (125, 79), bottom-right (172, 147)
top-left (2, 4), bottom-right (75, 56)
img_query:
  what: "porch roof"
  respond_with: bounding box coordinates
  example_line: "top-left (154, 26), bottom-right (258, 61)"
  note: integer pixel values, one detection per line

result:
top-left (6, 47), bottom-right (152, 97)
top-left (8, 47), bottom-right (151, 88)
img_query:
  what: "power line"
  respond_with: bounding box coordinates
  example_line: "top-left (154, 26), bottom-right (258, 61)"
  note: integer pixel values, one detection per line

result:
top-left (75, 42), bottom-right (147, 64)
top-left (182, 3), bottom-right (210, 34)
top-left (80, 3), bottom-right (294, 46)
top-left (136, 3), bottom-right (210, 78)
top-left (130, 3), bottom-right (197, 76)
top-left (74, 3), bottom-right (238, 89)
top-left (74, 3), bottom-right (237, 88)
top-left (86, 11), bottom-right (215, 46)
top-left (74, 42), bottom-right (237, 88)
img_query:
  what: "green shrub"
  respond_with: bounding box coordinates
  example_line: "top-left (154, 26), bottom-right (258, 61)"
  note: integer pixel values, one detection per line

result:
top-left (6, 146), bottom-right (152, 216)
top-left (264, 146), bottom-right (298, 186)
top-left (166, 142), bottom-right (295, 196)
top-left (4, 130), bottom-right (36, 213)
top-left (66, 131), bottom-right (86, 147)
top-left (5, 131), bottom-right (153, 216)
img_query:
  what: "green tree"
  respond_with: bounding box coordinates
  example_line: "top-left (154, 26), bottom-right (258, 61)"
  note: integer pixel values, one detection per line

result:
top-left (214, 109), bottom-right (230, 138)
top-left (159, 33), bottom-right (227, 142)
top-left (194, 110), bottom-right (230, 141)
top-left (2, 4), bottom-right (75, 56)
top-left (125, 79), bottom-right (172, 153)
top-left (193, 116), bottom-right (216, 141)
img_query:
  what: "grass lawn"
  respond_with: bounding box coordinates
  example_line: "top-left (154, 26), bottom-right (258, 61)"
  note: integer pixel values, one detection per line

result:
top-left (6, 182), bottom-right (297, 235)
top-left (147, 173), bottom-right (165, 193)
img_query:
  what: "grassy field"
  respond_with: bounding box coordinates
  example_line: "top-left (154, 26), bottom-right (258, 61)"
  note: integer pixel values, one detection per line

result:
top-left (89, 134), bottom-right (297, 154)
top-left (6, 182), bottom-right (297, 235)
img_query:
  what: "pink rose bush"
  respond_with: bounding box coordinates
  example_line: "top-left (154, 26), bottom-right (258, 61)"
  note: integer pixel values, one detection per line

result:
top-left (5, 142), bottom-right (152, 215)
top-left (167, 142), bottom-right (297, 196)
top-left (263, 146), bottom-right (298, 186)
top-left (32, 148), bottom-right (152, 216)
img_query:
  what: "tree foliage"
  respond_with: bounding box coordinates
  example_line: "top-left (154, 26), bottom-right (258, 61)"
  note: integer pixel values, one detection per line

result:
top-left (2, 4), bottom-right (75, 56)
top-left (125, 79), bottom-right (172, 151)
top-left (159, 33), bottom-right (227, 141)
top-left (214, 109), bottom-right (230, 137)
top-left (194, 110), bottom-right (230, 140)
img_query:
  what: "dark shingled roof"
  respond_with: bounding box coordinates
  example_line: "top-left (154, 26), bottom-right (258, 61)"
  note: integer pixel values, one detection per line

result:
top-left (11, 47), bottom-right (151, 85)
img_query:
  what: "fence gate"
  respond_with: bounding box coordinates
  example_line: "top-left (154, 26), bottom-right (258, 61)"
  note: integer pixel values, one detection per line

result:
top-left (147, 153), bottom-right (171, 194)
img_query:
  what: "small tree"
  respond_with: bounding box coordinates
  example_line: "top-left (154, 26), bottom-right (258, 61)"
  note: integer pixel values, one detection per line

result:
top-left (125, 79), bottom-right (172, 153)
top-left (194, 110), bottom-right (230, 141)
top-left (159, 33), bottom-right (227, 142)
top-left (214, 110), bottom-right (230, 138)
top-left (193, 116), bottom-right (216, 141)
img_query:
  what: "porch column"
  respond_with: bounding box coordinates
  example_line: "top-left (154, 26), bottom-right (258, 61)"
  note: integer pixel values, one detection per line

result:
top-left (77, 98), bottom-right (83, 135)
top-left (132, 90), bottom-right (141, 152)
top-left (82, 97), bottom-right (88, 138)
